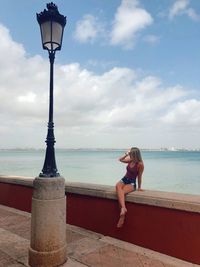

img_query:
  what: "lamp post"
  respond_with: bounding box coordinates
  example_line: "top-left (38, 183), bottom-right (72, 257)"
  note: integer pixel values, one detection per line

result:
top-left (37, 2), bottom-right (66, 177)
top-left (29, 3), bottom-right (67, 267)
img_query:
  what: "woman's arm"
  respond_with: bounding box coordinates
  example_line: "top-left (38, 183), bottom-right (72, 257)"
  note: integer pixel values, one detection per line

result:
top-left (119, 151), bottom-right (131, 163)
top-left (137, 162), bottom-right (144, 191)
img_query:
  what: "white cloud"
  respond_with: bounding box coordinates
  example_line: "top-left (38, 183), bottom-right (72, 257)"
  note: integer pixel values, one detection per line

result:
top-left (169, 0), bottom-right (200, 21)
top-left (73, 14), bottom-right (104, 43)
top-left (143, 35), bottom-right (160, 45)
top-left (169, 0), bottom-right (189, 19)
top-left (110, 0), bottom-right (153, 49)
top-left (0, 23), bottom-right (199, 149)
top-left (186, 8), bottom-right (200, 21)
top-left (73, 1), bottom-right (154, 49)
top-left (18, 92), bottom-right (36, 103)
top-left (161, 99), bottom-right (200, 126)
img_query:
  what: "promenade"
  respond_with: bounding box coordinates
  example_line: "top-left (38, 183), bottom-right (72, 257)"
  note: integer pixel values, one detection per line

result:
top-left (0, 204), bottom-right (198, 267)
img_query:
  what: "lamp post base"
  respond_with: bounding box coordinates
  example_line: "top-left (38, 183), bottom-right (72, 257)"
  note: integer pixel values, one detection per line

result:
top-left (28, 177), bottom-right (67, 267)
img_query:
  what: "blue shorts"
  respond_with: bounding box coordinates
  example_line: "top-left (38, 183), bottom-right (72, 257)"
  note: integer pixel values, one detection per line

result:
top-left (120, 177), bottom-right (136, 190)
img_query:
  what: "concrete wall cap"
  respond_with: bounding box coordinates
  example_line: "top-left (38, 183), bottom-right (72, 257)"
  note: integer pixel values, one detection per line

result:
top-left (0, 175), bottom-right (34, 187)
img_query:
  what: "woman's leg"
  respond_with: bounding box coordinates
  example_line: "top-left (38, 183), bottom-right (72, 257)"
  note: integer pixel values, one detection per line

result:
top-left (116, 182), bottom-right (126, 210)
top-left (116, 183), bottom-right (134, 228)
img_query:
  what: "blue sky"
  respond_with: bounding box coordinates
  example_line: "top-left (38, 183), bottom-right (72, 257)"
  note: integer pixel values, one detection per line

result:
top-left (0, 0), bottom-right (200, 149)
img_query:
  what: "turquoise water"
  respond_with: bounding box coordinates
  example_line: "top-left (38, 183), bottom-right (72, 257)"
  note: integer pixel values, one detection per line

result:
top-left (0, 149), bottom-right (200, 195)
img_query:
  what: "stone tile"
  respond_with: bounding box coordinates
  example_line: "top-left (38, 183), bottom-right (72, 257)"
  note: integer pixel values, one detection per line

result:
top-left (7, 264), bottom-right (27, 267)
top-left (61, 258), bottom-right (88, 267)
top-left (68, 237), bottom-right (107, 260)
top-left (0, 208), bottom-right (12, 219)
top-left (101, 236), bottom-right (197, 267)
top-left (66, 229), bottom-right (86, 244)
top-left (66, 224), bottom-right (102, 245)
top-left (0, 229), bottom-right (29, 260)
top-left (0, 205), bottom-right (30, 218)
top-left (67, 224), bottom-right (103, 240)
top-left (0, 250), bottom-right (16, 267)
top-left (80, 244), bottom-right (145, 267)
top-left (0, 208), bottom-right (30, 240)
top-left (137, 254), bottom-right (165, 267)
top-left (16, 256), bottom-right (29, 267)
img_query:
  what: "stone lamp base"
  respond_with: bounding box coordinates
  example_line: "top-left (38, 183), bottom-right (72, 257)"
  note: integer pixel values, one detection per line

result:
top-left (29, 177), bottom-right (67, 267)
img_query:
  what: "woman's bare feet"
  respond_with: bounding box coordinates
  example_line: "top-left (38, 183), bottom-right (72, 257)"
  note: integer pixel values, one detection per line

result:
top-left (120, 207), bottom-right (127, 216)
top-left (117, 207), bottom-right (127, 228)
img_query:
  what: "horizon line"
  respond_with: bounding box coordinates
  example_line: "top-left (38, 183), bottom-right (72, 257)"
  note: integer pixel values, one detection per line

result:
top-left (0, 147), bottom-right (200, 151)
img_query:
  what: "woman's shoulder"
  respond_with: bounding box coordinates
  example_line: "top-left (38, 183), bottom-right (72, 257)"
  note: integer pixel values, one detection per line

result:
top-left (138, 161), bottom-right (144, 168)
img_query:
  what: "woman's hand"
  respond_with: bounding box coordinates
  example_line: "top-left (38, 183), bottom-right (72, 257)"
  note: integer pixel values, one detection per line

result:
top-left (125, 150), bottom-right (130, 156)
top-left (137, 188), bottom-right (144, 192)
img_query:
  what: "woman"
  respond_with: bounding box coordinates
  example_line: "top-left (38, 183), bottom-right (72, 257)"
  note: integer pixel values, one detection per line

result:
top-left (116, 147), bottom-right (144, 228)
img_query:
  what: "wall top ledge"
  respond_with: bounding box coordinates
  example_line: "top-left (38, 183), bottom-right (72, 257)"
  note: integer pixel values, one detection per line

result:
top-left (0, 175), bottom-right (34, 187)
top-left (0, 176), bottom-right (200, 213)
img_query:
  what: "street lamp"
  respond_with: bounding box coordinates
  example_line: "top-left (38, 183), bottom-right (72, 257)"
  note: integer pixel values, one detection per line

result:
top-left (28, 4), bottom-right (67, 267)
top-left (37, 2), bottom-right (66, 177)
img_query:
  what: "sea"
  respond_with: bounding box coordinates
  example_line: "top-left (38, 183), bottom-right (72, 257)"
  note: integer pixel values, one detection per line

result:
top-left (0, 149), bottom-right (200, 195)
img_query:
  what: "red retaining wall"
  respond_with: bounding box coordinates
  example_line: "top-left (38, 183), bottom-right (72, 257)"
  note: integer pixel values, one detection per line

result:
top-left (0, 182), bottom-right (32, 212)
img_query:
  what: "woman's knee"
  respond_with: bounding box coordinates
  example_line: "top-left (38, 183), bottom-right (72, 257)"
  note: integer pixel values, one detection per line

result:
top-left (116, 181), bottom-right (123, 191)
top-left (123, 184), bottom-right (134, 194)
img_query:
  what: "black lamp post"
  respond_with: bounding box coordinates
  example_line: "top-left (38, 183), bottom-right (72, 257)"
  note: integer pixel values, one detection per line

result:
top-left (37, 2), bottom-right (66, 177)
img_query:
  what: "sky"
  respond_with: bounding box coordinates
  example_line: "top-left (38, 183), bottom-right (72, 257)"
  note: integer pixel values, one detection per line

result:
top-left (0, 0), bottom-right (200, 149)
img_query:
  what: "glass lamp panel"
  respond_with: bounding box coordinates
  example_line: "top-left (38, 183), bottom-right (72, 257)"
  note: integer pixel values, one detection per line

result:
top-left (41, 21), bottom-right (52, 50)
top-left (52, 21), bottom-right (63, 50)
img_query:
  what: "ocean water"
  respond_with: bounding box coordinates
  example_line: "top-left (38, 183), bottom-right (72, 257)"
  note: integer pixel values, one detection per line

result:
top-left (0, 149), bottom-right (200, 195)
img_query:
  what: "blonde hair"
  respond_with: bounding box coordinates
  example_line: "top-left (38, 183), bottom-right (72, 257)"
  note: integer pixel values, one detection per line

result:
top-left (129, 147), bottom-right (142, 162)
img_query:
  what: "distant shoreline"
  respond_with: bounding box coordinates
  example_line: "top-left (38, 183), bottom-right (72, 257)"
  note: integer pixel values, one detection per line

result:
top-left (0, 148), bottom-right (200, 152)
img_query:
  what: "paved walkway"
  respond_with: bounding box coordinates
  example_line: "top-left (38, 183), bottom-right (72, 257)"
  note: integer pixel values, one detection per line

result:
top-left (0, 204), bottom-right (198, 267)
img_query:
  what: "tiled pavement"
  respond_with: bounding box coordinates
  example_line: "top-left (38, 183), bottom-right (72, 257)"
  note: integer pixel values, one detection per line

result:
top-left (0, 204), bottom-right (198, 267)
